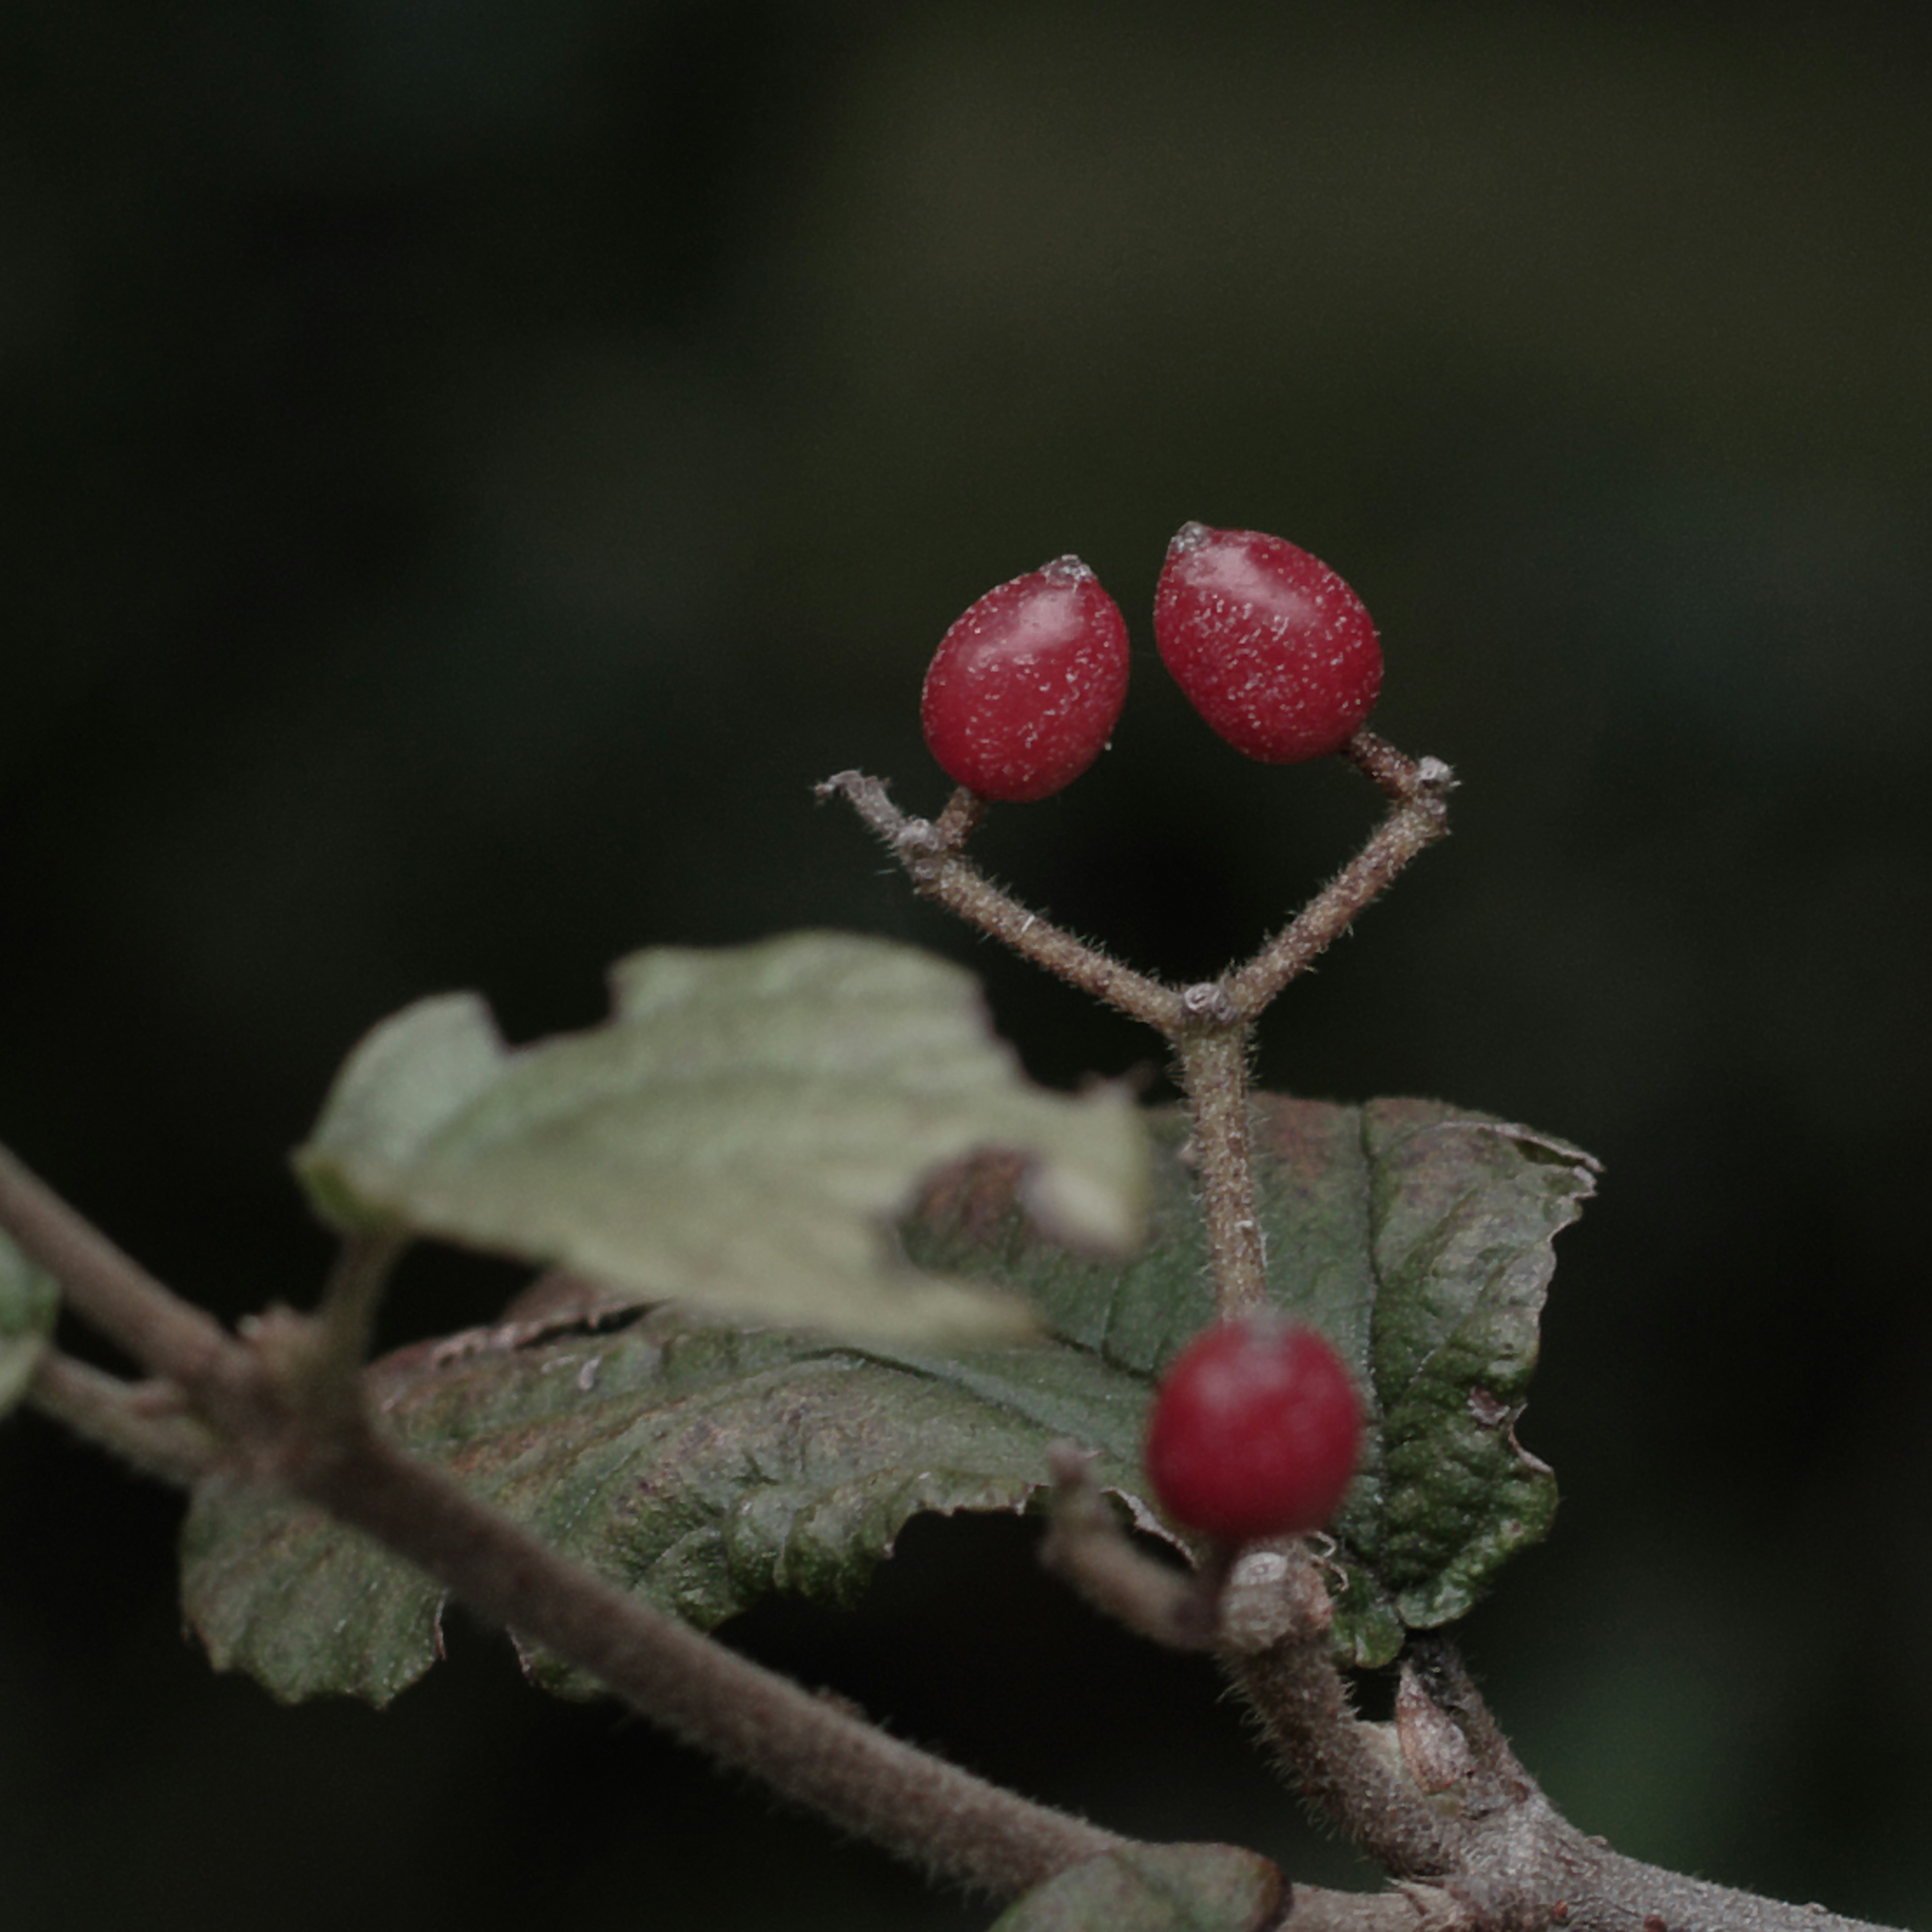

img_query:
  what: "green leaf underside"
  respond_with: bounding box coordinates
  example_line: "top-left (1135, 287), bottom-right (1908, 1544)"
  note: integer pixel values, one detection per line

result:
top-left (182, 1285), bottom-right (1166, 1704)
top-left (987, 1844), bottom-right (1284, 1932)
top-left (293, 932), bottom-right (1150, 1347)
top-left (183, 1095), bottom-right (1594, 1704)
top-left (1, 1229), bottom-right (60, 1420)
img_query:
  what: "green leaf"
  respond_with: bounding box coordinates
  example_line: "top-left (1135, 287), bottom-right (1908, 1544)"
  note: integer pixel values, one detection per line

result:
top-left (1, 1228), bottom-right (59, 1420)
top-left (294, 932), bottom-right (1150, 1347)
top-left (907, 1096), bottom-right (1599, 1665)
top-left (1361, 1101), bottom-right (1595, 1630)
top-left (182, 1093), bottom-right (1594, 1705)
top-left (986, 1844), bottom-right (1283, 1932)
top-left (182, 1283), bottom-right (1165, 1704)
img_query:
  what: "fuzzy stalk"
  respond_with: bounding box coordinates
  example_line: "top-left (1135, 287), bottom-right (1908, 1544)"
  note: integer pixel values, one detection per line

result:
top-left (816, 770), bottom-right (1182, 1029)
top-left (27, 1351), bottom-right (221, 1484)
top-left (1173, 1022), bottom-right (1268, 1319)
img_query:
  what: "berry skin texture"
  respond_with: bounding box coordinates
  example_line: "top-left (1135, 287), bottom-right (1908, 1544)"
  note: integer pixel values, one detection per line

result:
top-left (920, 555), bottom-right (1130, 803)
top-left (1154, 523), bottom-right (1383, 763)
top-left (1144, 1317), bottom-right (1362, 1544)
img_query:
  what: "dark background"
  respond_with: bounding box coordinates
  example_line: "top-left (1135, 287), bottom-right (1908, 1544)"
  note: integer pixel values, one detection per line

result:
top-left (5, 5), bottom-right (1929, 1927)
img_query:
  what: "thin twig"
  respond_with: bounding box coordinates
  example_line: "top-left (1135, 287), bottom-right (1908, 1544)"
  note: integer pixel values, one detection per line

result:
top-left (28, 1352), bottom-right (221, 1484)
top-left (0, 1142), bottom-right (244, 1410)
top-left (1037, 1443), bottom-right (1219, 1649)
top-left (815, 771), bottom-right (1183, 1030)
top-left (306, 1405), bottom-right (1129, 1896)
top-left (1226, 742), bottom-right (1455, 1015)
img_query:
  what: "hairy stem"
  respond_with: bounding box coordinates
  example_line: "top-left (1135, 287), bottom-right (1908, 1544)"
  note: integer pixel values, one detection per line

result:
top-left (816, 751), bottom-right (1454, 1056)
top-left (0, 1143), bottom-right (244, 1410)
top-left (1173, 1024), bottom-right (1268, 1319)
top-left (1227, 740), bottom-right (1454, 1015)
top-left (1386, 1640), bottom-right (1901, 1932)
top-left (931, 784), bottom-right (987, 849)
top-left (28, 1352), bottom-right (221, 1483)
top-left (1217, 1544), bottom-right (1462, 1880)
top-left (816, 771), bottom-right (1181, 1028)
top-left (1569, 1846), bottom-right (1895, 1932)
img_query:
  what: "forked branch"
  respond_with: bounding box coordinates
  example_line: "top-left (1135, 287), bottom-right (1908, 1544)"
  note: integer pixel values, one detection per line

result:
top-left (819, 733), bottom-right (1453, 1331)
top-left (816, 728), bottom-right (1452, 1040)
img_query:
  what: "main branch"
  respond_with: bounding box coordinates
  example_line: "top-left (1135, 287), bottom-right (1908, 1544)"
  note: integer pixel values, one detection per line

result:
top-left (1211, 1553), bottom-right (1900, 1932)
top-left (0, 1142), bottom-right (1124, 1901)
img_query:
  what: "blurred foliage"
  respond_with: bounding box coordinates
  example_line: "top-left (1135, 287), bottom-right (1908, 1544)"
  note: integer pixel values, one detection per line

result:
top-left (179, 1095), bottom-right (1593, 1703)
top-left (4, 4), bottom-right (1930, 1928)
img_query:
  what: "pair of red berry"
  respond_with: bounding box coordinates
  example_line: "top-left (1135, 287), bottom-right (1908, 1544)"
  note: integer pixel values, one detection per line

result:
top-left (920, 523), bottom-right (1384, 803)
top-left (922, 531), bottom-right (1372, 1538)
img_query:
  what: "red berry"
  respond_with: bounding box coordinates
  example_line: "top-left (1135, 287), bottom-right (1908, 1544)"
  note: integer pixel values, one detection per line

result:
top-left (920, 556), bottom-right (1130, 802)
top-left (1154, 523), bottom-right (1382, 763)
top-left (1144, 1317), bottom-right (1362, 1543)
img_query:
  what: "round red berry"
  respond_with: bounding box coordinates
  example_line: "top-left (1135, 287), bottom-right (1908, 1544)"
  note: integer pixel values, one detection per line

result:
top-left (1154, 523), bottom-right (1382, 763)
top-left (1144, 1316), bottom-right (1362, 1543)
top-left (920, 556), bottom-right (1130, 803)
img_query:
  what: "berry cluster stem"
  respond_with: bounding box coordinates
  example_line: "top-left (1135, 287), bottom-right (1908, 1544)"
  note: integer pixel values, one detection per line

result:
top-left (815, 770), bottom-right (1181, 1029)
top-left (1228, 736), bottom-right (1456, 1014)
top-left (820, 734), bottom-right (1455, 1311)
top-left (1173, 1022), bottom-right (1268, 1320)
top-left (818, 733), bottom-right (1452, 1054)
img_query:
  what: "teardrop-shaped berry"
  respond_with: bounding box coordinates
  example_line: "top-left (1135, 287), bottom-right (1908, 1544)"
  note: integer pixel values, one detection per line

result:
top-left (1155, 523), bottom-right (1382, 763)
top-left (921, 556), bottom-right (1130, 802)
